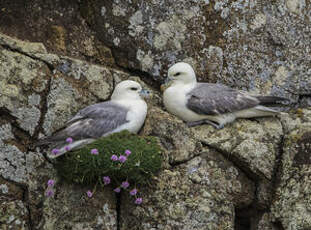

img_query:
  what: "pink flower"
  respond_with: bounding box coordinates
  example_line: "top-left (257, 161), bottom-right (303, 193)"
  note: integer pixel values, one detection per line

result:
top-left (91, 149), bottom-right (99, 155)
top-left (119, 155), bottom-right (127, 163)
top-left (47, 179), bottom-right (55, 187)
top-left (103, 176), bottom-right (111, 185)
top-left (45, 189), bottom-right (54, 197)
top-left (130, 189), bottom-right (137, 196)
top-left (66, 137), bottom-right (73, 143)
top-left (64, 146), bottom-right (71, 151)
top-left (51, 148), bottom-right (60, 155)
top-left (114, 187), bottom-right (121, 193)
top-left (121, 181), bottom-right (129, 189)
top-left (111, 155), bottom-right (118, 161)
top-left (125, 149), bottom-right (131, 156)
top-left (135, 198), bottom-right (143, 205)
top-left (86, 190), bottom-right (93, 198)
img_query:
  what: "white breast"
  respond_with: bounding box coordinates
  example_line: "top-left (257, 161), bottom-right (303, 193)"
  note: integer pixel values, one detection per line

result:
top-left (113, 99), bottom-right (147, 134)
top-left (126, 100), bottom-right (148, 133)
top-left (163, 84), bottom-right (206, 122)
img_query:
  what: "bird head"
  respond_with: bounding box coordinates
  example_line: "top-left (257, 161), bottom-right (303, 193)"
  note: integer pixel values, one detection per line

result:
top-left (111, 80), bottom-right (150, 101)
top-left (161, 62), bottom-right (197, 91)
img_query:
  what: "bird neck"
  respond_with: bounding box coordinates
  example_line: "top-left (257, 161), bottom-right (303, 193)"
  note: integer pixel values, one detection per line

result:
top-left (171, 80), bottom-right (196, 88)
top-left (113, 98), bottom-right (145, 108)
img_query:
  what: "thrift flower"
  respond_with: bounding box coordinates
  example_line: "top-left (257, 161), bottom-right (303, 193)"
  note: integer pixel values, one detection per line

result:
top-left (111, 155), bottom-right (118, 161)
top-left (121, 181), bottom-right (129, 189)
top-left (130, 189), bottom-right (137, 196)
top-left (114, 187), bottom-right (121, 193)
top-left (135, 198), bottom-right (143, 205)
top-left (119, 155), bottom-right (127, 163)
top-left (66, 137), bottom-right (73, 143)
top-left (47, 179), bottom-right (55, 187)
top-left (51, 148), bottom-right (60, 155)
top-left (91, 149), bottom-right (99, 155)
top-left (86, 190), bottom-right (93, 198)
top-left (103, 176), bottom-right (111, 185)
top-left (45, 189), bottom-right (54, 197)
top-left (64, 146), bottom-right (71, 151)
top-left (125, 149), bottom-right (131, 156)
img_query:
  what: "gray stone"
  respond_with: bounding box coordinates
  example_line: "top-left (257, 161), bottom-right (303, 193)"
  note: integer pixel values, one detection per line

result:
top-left (192, 118), bottom-right (283, 180)
top-left (81, 0), bottom-right (311, 106)
top-left (0, 200), bottom-right (29, 230)
top-left (120, 152), bottom-right (254, 230)
top-left (271, 119), bottom-right (311, 229)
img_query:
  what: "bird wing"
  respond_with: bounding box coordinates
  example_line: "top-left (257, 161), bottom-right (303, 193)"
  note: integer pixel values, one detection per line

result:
top-left (186, 83), bottom-right (260, 115)
top-left (38, 101), bottom-right (128, 145)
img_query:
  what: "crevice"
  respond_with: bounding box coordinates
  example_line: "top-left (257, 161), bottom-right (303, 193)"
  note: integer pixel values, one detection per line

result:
top-left (169, 153), bottom-right (201, 168)
top-left (201, 141), bottom-right (261, 182)
top-left (270, 132), bottom-right (285, 204)
top-left (0, 108), bottom-right (32, 152)
top-left (234, 206), bottom-right (253, 230)
top-left (23, 186), bottom-right (34, 230)
top-left (0, 43), bottom-right (55, 72)
top-left (297, 94), bottom-right (311, 107)
top-left (109, 46), bottom-right (163, 91)
top-left (0, 107), bottom-right (17, 123)
top-left (0, 175), bottom-right (33, 230)
top-left (116, 193), bottom-right (121, 230)
top-left (273, 221), bottom-right (285, 230)
top-left (0, 41), bottom-right (56, 152)
top-left (31, 75), bottom-right (52, 141)
top-left (77, 0), bottom-right (162, 92)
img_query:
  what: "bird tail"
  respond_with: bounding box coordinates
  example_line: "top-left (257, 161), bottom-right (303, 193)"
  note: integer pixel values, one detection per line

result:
top-left (256, 96), bottom-right (289, 105)
top-left (47, 138), bottom-right (95, 159)
top-left (35, 135), bottom-right (65, 146)
top-left (235, 105), bottom-right (281, 119)
top-left (35, 137), bottom-right (53, 146)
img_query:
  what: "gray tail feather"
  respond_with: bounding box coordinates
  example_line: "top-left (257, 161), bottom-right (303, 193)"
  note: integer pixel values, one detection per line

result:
top-left (35, 137), bottom-right (53, 146)
top-left (35, 134), bottom-right (67, 146)
top-left (48, 138), bottom-right (95, 159)
top-left (256, 96), bottom-right (289, 105)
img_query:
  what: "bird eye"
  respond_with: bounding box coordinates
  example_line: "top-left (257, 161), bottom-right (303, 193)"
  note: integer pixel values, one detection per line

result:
top-left (174, 72), bottom-right (181, 77)
top-left (130, 87), bottom-right (138, 91)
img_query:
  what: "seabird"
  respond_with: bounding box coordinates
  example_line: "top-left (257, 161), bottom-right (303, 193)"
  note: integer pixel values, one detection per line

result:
top-left (162, 62), bottom-right (287, 129)
top-left (37, 80), bottom-right (149, 158)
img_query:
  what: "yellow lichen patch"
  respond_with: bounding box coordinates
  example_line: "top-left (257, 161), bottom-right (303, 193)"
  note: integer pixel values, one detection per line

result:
top-left (48, 25), bottom-right (67, 52)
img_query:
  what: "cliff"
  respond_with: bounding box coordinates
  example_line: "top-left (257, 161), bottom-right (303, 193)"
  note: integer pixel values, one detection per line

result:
top-left (0, 1), bottom-right (311, 229)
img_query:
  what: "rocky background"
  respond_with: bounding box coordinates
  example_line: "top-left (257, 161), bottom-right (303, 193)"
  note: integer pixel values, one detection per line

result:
top-left (0, 0), bottom-right (311, 229)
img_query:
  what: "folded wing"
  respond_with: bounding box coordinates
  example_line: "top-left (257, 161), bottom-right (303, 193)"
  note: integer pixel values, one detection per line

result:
top-left (186, 83), bottom-right (260, 115)
top-left (37, 101), bottom-right (128, 145)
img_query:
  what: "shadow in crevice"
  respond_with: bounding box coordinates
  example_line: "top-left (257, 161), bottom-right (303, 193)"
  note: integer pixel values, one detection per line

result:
top-left (116, 192), bottom-right (121, 230)
top-left (234, 206), bottom-right (252, 230)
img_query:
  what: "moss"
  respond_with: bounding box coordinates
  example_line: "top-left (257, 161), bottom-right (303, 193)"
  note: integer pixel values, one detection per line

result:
top-left (56, 131), bottom-right (163, 186)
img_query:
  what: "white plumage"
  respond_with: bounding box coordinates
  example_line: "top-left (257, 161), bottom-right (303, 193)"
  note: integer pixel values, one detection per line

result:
top-left (37, 80), bottom-right (148, 158)
top-left (163, 62), bottom-right (287, 129)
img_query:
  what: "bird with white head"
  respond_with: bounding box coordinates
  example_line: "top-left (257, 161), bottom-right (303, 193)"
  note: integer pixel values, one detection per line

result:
top-left (37, 80), bottom-right (150, 158)
top-left (162, 62), bottom-right (288, 129)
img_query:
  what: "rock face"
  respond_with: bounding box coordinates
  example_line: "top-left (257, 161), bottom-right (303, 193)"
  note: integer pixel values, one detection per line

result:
top-left (81, 0), bottom-right (311, 106)
top-left (0, 0), bottom-right (311, 229)
top-left (271, 112), bottom-right (311, 229)
top-left (0, 33), bottom-right (119, 230)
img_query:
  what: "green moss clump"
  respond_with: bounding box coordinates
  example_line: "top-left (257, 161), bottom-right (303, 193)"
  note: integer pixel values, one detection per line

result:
top-left (56, 131), bottom-right (162, 186)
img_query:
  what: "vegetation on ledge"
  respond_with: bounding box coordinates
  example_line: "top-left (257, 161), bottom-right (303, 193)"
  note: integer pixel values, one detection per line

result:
top-left (55, 131), bottom-right (163, 186)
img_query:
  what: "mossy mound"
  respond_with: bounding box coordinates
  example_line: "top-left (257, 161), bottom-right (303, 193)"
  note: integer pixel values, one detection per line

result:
top-left (56, 131), bottom-right (162, 186)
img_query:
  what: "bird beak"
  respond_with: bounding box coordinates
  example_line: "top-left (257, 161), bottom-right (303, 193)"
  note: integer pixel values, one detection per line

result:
top-left (139, 89), bottom-right (151, 98)
top-left (160, 77), bottom-right (172, 92)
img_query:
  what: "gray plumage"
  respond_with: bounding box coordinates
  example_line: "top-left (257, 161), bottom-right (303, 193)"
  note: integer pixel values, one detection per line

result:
top-left (163, 62), bottom-right (289, 129)
top-left (37, 101), bottom-right (128, 145)
top-left (36, 80), bottom-right (148, 158)
top-left (186, 83), bottom-right (287, 116)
